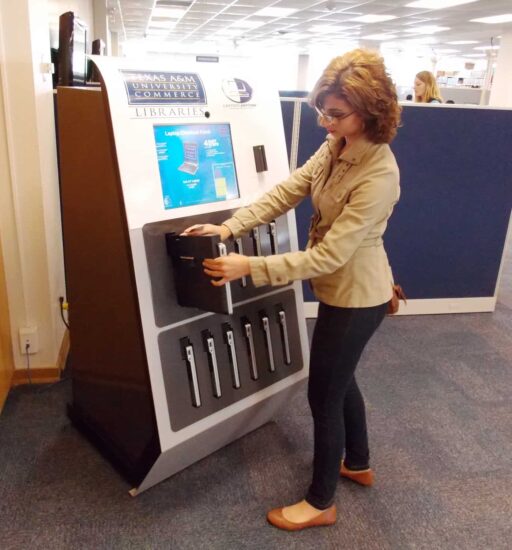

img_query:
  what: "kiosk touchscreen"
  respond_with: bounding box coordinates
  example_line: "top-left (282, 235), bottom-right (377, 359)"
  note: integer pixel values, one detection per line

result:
top-left (154, 123), bottom-right (240, 209)
top-left (58, 55), bottom-right (309, 495)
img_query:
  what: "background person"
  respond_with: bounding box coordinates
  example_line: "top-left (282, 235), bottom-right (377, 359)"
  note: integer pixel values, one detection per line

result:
top-left (184, 48), bottom-right (401, 532)
top-left (414, 70), bottom-right (443, 103)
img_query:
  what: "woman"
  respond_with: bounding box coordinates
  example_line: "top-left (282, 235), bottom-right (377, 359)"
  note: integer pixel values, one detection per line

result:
top-left (414, 70), bottom-right (442, 103)
top-left (184, 48), bottom-right (401, 531)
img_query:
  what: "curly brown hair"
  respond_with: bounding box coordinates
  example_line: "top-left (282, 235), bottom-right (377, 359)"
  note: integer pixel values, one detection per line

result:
top-left (309, 49), bottom-right (401, 144)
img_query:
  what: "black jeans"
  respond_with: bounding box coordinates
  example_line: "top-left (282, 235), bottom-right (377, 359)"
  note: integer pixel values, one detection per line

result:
top-left (305, 301), bottom-right (388, 510)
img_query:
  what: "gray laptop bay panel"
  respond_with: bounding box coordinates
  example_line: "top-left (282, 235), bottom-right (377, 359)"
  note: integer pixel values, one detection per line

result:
top-left (158, 289), bottom-right (302, 432)
top-left (143, 210), bottom-right (292, 327)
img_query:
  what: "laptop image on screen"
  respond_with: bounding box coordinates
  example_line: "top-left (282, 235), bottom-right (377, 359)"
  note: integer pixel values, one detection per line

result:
top-left (178, 142), bottom-right (199, 175)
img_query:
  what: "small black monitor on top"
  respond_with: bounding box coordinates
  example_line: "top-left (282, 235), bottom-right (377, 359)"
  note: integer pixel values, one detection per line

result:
top-left (58, 11), bottom-right (87, 86)
top-left (87, 38), bottom-right (105, 83)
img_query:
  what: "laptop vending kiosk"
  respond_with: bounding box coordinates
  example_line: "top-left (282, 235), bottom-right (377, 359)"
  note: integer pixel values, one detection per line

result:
top-left (57, 57), bottom-right (308, 494)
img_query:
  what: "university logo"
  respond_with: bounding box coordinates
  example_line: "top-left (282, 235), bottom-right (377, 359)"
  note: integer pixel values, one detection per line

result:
top-left (222, 78), bottom-right (253, 104)
top-left (120, 70), bottom-right (207, 105)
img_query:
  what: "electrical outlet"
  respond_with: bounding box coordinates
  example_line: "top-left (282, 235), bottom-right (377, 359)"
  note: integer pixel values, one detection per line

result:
top-left (19, 326), bottom-right (39, 355)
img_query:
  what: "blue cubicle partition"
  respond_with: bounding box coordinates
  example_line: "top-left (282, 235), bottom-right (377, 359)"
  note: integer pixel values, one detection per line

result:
top-left (279, 97), bottom-right (512, 315)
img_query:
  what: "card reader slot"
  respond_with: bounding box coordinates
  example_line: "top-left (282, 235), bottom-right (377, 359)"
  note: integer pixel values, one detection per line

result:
top-left (180, 337), bottom-right (201, 407)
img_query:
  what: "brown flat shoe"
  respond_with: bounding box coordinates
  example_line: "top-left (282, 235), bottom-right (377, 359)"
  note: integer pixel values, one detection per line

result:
top-left (267, 505), bottom-right (336, 531)
top-left (340, 462), bottom-right (374, 486)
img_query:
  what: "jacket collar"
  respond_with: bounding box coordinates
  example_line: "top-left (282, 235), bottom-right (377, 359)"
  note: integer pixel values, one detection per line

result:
top-left (327, 134), bottom-right (375, 166)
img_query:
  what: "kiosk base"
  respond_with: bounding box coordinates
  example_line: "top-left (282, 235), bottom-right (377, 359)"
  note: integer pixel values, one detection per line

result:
top-left (68, 403), bottom-right (161, 487)
top-left (131, 376), bottom-right (306, 495)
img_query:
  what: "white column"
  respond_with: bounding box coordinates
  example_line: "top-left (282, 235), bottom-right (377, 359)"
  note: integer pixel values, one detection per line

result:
top-left (480, 50), bottom-right (495, 105)
top-left (0, 0), bottom-right (66, 369)
top-left (93, 0), bottom-right (111, 54)
top-left (111, 30), bottom-right (119, 57)
top-left (489, 33), bottom-right (512, 107)
top-left (297, 53), bottom-right (309, 91)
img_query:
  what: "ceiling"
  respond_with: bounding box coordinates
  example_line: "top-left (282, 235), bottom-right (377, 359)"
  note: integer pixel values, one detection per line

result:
top-left (105, 0), bottom-right (511, 57)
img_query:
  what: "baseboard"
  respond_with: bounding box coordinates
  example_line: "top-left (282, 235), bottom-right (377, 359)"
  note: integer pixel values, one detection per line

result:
top-left (12, 367), bottom-right (61, 385)
top-left (57, 329), bottom-right (70, 371)
top-left (11, 330), bottom-right (70, 386)
top-left (0, 371), bottom-right (13, 413)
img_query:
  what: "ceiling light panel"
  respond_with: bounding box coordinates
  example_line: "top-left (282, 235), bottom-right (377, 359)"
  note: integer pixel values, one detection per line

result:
top-left (470, 14), bottom-right (512, 24)
top-left (362, 33), bottom-right (398, 40)
top-left (405, 36), bottom-right (438, 44)
top-left (146, 29), bottom-right (171, 35)
top-left (225, 7), bottom-right (263, 16)
top-left (152, 7), bottom-right (187, 18)
top-left (212, 15), bottom-right (238, 22)
top-left (404, 25), bottom-right (450, 33)
top-left (447, 40), bottom-right (479, 44)
top-left (215, 28), bottom-right (244, 36)
top-left (350, 15), bottom-right (398, 23)
top-left (230, 19), bottom-right (266, 29)
top-left (309, 24), bottom-right (349, 33)
top-left (406, 0), bottom-right (479, 8)
top-left (253, 7), bottom-right (298, 18)
top-left (149, 20), bottom-right (177, 28)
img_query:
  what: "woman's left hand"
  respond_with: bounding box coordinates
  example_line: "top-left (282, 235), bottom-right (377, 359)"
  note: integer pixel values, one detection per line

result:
top-left (203, 253), bottom-right (250, 286)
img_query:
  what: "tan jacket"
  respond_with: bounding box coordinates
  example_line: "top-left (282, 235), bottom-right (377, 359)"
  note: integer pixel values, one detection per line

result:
top-left (223, 135), bottom-right (400, 307)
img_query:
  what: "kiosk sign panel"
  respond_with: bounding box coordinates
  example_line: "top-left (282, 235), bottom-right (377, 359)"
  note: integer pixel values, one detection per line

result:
top-left (153, 123), bottom-right (240, 209)
top-left (121, 70), bottom-right (207, 105)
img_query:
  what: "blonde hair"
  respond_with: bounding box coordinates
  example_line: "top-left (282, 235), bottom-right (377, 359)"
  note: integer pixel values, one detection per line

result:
top-left (414, 71), bottom-right (442, 103)
top-left (309, 48), bottom-right (401, 144)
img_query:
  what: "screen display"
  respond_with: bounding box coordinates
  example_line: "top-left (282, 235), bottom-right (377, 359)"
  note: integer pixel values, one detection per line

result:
top-left (153, 123), bottom-right (240, 209)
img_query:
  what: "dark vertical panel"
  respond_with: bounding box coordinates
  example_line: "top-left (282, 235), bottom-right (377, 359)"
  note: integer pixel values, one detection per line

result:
top-left (57, 87), bottom-right (160, 485)
top-left (295, 101), bottom-right (327, 302)
top-left (279, 99), bottom-right (295, 165)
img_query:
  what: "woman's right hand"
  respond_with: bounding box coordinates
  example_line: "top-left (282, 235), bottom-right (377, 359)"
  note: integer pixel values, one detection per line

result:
top-left (181, 223), bottom-right (232, 241)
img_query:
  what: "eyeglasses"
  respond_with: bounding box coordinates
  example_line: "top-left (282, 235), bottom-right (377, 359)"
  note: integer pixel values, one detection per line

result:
top-left (315, 105), bottom-right (355, 124)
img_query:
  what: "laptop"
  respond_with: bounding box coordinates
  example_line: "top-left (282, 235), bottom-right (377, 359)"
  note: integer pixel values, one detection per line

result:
top-left (178, 142), bottom-right (199, 175)
top-left (165, 233), bottom-right (233, 315)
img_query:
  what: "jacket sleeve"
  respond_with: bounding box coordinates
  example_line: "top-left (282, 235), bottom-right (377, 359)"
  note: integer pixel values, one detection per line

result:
top-left (222, 144), bottom-right (326, 238)
top-left (248, 164), bottom-right (399, 287)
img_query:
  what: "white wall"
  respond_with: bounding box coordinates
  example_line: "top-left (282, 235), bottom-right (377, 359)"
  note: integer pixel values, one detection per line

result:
top-left (0, 0), bottom-right (66, 369)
